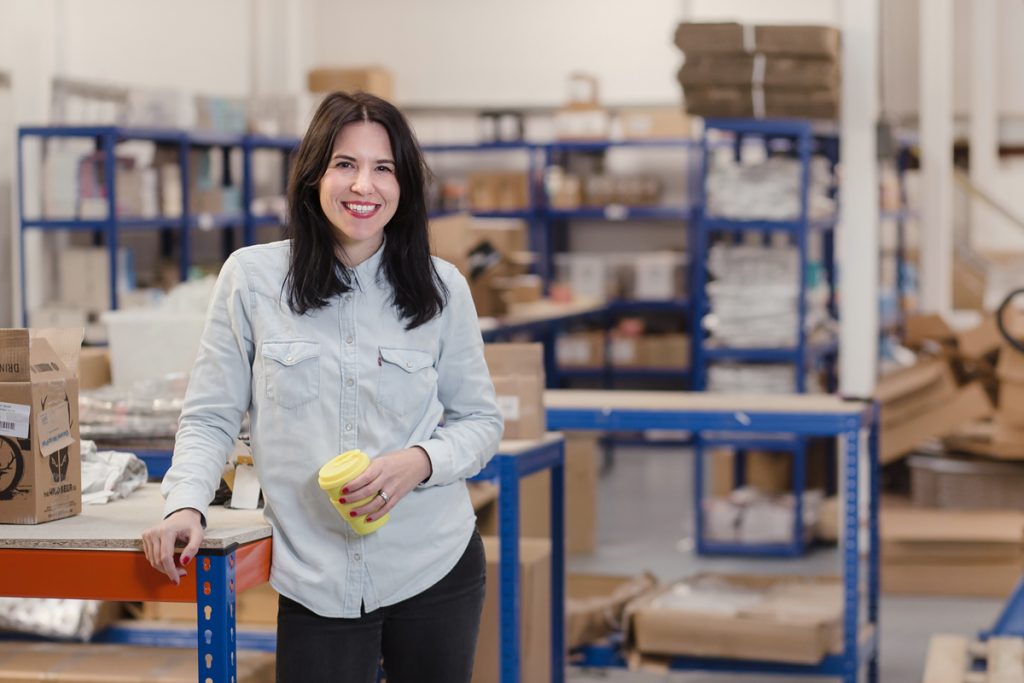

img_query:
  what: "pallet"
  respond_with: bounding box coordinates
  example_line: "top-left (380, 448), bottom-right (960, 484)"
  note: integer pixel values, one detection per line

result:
top-left (923, 635), bottom-right (1024, 683)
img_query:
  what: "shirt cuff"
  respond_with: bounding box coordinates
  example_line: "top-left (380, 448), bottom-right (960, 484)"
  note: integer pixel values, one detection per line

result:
top-left (163, 487), bottom-right (212, 528)
top-left (413, 438), bottom-right (453, 487)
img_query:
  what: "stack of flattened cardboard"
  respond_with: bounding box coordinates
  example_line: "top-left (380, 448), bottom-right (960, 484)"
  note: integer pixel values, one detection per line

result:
top-left (875, 357), bottom-right (993, 465)
top-left (881, 498), bottom-right (1024, 598)
top-left (673, 23), bottom-right (841, 120)
top-left (483, 343), bottom-right (545, 441)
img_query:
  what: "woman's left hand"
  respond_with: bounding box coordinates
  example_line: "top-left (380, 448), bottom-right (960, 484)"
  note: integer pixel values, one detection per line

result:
top-left (341, 447), bottom-right (432, 521)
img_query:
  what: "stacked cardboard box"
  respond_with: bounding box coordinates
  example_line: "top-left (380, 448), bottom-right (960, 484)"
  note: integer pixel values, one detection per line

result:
top-left (483, 343), bottom-right (545, 441)
top-left (476, 432), bottom-right (600, 554)
top-left (473, 537), bottom-right (550, 683)
top-left (427, 214), bottom-right (535, 318)
top-left (673, 22), bottom-right (841, 120)
top-left (0, 328), bottom-right (83, 525)
top-left (566, 572), bottom-right (658, 649)
top-left (306, 66), bottom-right (394, 100)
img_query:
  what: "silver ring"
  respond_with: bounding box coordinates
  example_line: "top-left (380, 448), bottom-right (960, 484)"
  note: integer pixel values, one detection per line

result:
top-left (377, 490), bottom-right (391, 505)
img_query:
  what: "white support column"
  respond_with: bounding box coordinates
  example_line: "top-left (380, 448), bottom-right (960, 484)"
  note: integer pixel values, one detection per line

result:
top-left (838, 0), bottom-right (880, 397)
top-left (970, 0), bottom-right (999, 253)
top-left (9, 0), bottom-right (58, 325)
top-left (919, 0), bottom-right (955, 315)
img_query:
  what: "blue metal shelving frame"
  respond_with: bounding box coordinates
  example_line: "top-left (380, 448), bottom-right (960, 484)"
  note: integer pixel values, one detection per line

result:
top-left (688, 119), bottom-right (841, 557)
top-left (546, 395), bottom-right (880, 683)
top-left (16, 125), bottom-right (297, 324)
top-left (424, 137), bottom-right (698, 390)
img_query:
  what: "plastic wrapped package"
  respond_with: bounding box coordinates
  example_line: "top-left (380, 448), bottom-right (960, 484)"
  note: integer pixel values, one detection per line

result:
top-left (705, 154), bottom-right (834, 221)
top-left (79, 373), bottom-right (188, 440)
top-left (0, 599), bottom-right (122, 641)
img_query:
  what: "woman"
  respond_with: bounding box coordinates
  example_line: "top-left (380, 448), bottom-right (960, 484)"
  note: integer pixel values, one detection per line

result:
top-left (142, 91), bottom-right (504, 683)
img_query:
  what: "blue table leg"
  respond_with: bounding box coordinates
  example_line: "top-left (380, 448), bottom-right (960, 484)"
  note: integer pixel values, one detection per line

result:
top-left (842, 430), bottom-right (860, 683)
top-left (868, 415), bottom-right (880, 683)
top-left (497, 455), bottom-right (521, 683)
top-left (550, 441), bottom-right (566, 683)
top-left (195, 548), bottom-right (238, 683)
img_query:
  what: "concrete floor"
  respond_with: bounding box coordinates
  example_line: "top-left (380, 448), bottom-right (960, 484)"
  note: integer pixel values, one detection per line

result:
top-left (565, 444), bottom-right (1006, 682)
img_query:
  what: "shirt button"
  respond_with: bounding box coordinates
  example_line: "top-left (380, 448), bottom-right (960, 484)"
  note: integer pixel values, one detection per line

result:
top-left (345, 378), bottom-right (354, 387)
top-left (346, 336), bottom-right (353, 344)
top-left (345, 423), bottom-right (353, 432)
top-left (286, 356), bottom-right (293, 362)
top-left (353, 553), bottom-right (361, 561)
top-left (405, 362), bottom-right (412, 368)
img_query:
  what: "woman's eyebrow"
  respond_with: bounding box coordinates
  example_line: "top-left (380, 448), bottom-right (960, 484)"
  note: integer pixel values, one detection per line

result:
top-left (330, 153), bottom-right (395, 165)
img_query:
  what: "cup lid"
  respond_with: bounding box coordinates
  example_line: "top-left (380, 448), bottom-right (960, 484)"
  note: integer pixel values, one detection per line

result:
top-left (318, 449), bottom-right (369, 489)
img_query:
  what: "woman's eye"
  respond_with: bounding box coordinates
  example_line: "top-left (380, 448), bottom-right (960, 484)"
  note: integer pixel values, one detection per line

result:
top-left (334, 160), bottom-right (353, 169)
top-left (377, 165), bottom-right (394, 173)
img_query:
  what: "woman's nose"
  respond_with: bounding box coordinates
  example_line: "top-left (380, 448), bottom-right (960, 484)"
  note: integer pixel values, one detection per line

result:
top-left (351, 168), bottom-right (372, 194)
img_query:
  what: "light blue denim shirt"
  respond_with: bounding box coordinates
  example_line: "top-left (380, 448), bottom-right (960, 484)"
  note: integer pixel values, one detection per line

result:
top-left (161, 239), bottom-right (503, 617)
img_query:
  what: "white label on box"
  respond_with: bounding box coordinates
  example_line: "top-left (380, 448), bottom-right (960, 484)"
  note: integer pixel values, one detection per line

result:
top-left (557, 338), bottom-right (588, 365)
top-left (230, 463), bottom-right (262, 510)
top-left (37, 402), bottom-right (73, 456)
top-left (496, 395), bottom-right (521, 421)
top-left (0, 402), bottom-right (30, 439)
top-left (610, 338), bottom-right (637, 364)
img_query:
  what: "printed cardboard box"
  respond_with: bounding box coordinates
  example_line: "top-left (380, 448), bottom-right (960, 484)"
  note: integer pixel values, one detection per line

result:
top-left (0, 328), bottom-right (83, 524)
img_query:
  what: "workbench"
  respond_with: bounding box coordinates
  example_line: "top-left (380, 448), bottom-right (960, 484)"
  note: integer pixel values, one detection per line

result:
top-left (1, 434), bottom-right (566, 683)
top-left (544, 389), bottom-right (879, 683)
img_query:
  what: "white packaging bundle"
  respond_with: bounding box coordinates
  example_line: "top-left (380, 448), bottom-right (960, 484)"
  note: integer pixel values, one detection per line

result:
top-left (706, 154), bottom-right (834, 221)
top-left (708, 363), bottom-right (824, 394)
top-left (0, 599), bottom-right (119, 641)
top-left (702, 486), bottom-right (823, 544)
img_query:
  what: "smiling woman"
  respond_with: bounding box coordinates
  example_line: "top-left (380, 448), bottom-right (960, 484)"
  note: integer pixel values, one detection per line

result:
top-left (142, 92), bottom-right (504, 683)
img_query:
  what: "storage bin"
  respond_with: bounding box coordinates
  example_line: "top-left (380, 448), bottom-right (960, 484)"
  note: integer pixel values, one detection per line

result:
top-left (908, 454), bottom-right (1024, 511)
top-left (102, 309), bottom-right (207, 386)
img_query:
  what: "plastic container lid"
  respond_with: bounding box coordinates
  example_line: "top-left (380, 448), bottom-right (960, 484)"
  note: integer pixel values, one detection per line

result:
top-left (317, 449), bottom-right (369, 490)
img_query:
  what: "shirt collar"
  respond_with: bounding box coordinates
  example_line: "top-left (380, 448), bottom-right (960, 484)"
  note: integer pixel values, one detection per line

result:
top-left (350, 239), bottom-right (385, 289)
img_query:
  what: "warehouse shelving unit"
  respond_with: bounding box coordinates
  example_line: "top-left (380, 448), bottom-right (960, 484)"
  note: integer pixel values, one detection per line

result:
top-left (16, 125), bottom-right (297, 324)
top-left (689, 118), bottom-right (839, 556)
top-left (545, 389), bottom-right (880, 683)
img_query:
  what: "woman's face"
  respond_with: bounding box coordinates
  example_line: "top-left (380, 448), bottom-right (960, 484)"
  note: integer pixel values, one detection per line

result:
top-left (319, 121), bottom-right (400, 264)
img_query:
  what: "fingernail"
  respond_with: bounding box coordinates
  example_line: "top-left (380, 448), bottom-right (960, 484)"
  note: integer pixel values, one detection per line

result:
top-left (338, 498), bottom-right (346, 504)
top-left (350, 511), bottom-right (357, 517)
top-left (366, 517), bottom-right (373, 522)
top-left (342, 487), bottom-right (349, 494)
top-left (181, 556), bottom-right (190, 566)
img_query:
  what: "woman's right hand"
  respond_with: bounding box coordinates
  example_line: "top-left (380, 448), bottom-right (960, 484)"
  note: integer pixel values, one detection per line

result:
top-left (142, 508), bottom-right (205, 585)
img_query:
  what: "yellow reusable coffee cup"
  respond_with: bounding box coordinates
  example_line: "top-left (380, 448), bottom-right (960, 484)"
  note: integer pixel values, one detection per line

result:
top-left (317, 449), bottom-right (389, 535)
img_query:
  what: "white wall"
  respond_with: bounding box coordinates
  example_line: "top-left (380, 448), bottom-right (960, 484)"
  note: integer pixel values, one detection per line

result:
top-left (309, 0), bottom-right (687, 107)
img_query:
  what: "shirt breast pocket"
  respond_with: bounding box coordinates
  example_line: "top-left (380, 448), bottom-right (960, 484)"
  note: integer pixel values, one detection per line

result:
top-left (377, 347), bottom-right (437, 417)
top-left (262, 339), bottom-right (321, 409)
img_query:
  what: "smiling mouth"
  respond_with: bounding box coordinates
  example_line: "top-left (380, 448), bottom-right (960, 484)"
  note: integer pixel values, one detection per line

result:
top-left (342, 202), bottom-right (380, 218)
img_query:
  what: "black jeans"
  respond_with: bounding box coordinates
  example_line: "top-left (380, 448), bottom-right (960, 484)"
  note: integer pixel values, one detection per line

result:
top-left (276, 531), bottom-right (486, 683)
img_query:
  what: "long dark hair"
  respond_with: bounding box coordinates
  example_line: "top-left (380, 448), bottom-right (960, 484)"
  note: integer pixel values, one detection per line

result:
top-left (284, 91), bottom-right (447, 329)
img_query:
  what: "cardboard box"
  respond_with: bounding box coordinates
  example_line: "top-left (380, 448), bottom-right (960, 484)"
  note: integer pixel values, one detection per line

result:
top-left (473, 537), bottom-right (551, 683)
top-left (626, 573), bottom-right (842, 665)
top-left (754, 25), bottom-right (840, 59)
top-left (78, 346), bottom-right (111, 389)
top-left (908, 453), bottom-right (1024, 511)
top-left (566, 572), bottom-right (658, 649)
top-left (141, 583), bottom-right (280, 624)
top-left (618, 109), bottom-right (691, 140)
top-left (0, 328), bottom-right (83, 524)
top-left (477, 432), bottom-right (600, 555)
top-left (881, 499), bottom-right (1024, 598)
top-left (679, 56), bottom-right (839, 89)
top-left (0, 641), bottom-right (274, 683)
top-left (428, 212), bottom-right (473, 275)
top-left (673, 22), bottom-right (747, 54)
top-left (484, 343), bottom-right (545, 440)
top-left (467, 171), bottom-right (530, 212)
top-left (556, 330), bottom-right (605, 369)
top-left (307, 66), bottom-right (394, 99)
